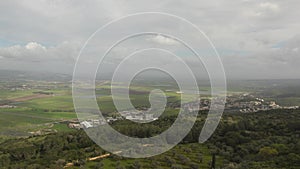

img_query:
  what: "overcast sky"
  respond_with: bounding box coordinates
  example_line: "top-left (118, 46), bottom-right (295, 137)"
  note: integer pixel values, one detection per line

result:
top-left (0, 0), bottom-right (299, 79)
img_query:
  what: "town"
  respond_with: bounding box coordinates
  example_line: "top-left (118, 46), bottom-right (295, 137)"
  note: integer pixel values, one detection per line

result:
top-left (65, 93), bottom-right (299, 130)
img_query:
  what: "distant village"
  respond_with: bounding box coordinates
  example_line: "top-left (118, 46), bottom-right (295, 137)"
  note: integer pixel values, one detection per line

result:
top-left (66, 93), bottom-right (299, 130)
top-left (180, 93), bottom-right (299, 113)
top-left (225, 93), bottom-right (299, 113)
top-left (68, 110), bottom-right (159, 130)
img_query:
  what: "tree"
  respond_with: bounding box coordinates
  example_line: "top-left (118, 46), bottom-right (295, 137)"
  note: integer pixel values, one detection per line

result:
top-left (210, 153), bottom-right (216, 169)
top-left (271, 144), bottom-right (289, 155)
top-left (189, 162), bottom-right (200, 169)
top-left (132, 161), bottom-right (141, 169)
top-left (177, 154), bottom-right (190, 165)
top-left (0, 154), bottom-right (10, 167)
top-left (94, 161), bottom-right (104, 169)
top-left (27, 164), bottom-right (42, 169)
top-left (171, 164), bottom-right (183, 169)
top-left (198, 153), bottom-right (203, 163)
top-left (258, 147), bottom-right (278, 160)
top-left (287, 153), bottom-right (300, 166)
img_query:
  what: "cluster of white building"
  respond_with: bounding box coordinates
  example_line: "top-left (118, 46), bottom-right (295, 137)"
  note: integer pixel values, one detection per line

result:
top-left (120, 111), bottom-right (158, 121)
top-left (182, 99), bottom-right (212, 112)
top-left (226, 95), bottom-right (299, 113)
top-left (69, 119), bottom-right (107, 129)
top-left (68, 111), bottom-right (159, 129)
top-left (66, 93), bottom-right (300, 129)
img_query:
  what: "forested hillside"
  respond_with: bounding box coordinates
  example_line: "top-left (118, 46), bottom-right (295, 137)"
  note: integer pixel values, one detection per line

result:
top-left (0, 110), bottom-right (299, 169)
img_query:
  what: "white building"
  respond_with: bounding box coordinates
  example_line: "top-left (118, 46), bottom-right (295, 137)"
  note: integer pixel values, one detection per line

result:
top-left (81, 121), bottom-right (93, 128)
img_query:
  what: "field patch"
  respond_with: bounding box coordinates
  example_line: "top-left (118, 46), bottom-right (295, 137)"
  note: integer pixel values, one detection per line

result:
top-left (11, 93), bottom-right (52, 102)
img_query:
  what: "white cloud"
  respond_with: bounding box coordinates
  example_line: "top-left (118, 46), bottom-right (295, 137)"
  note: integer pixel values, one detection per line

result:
top-left (25, 42), bottom-right (46, 50)
top-left (260, 2), bottom-right (280, 12)
top-left (149, 35), bottom-right (179, 45)
top-left (245, 2), bottom-right (281, 20)
top-left (0, 41), bottom-right (80, 62)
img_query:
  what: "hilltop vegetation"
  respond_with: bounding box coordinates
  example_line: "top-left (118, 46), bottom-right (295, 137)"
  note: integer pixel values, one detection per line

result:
top-left (0, 109), bottom-right (299, 169)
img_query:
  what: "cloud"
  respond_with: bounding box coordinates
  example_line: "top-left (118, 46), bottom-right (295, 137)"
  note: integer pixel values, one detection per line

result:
top-left (0, 0), bottom-right (299, 79)
top-left (0, 41), bottom-right (80, 62)
top-left (259, 2), bottom-right (280, 12)
top-left (148, 35), bottom-right (179, 45)
top-left (222, 34), bottom-right (300, 79)
top-left (244, 1), bottom-right (281, 20)
top-left (292, 48), bottom-right (299, 52)
top-left (25, 42), bottom-right (46, 50)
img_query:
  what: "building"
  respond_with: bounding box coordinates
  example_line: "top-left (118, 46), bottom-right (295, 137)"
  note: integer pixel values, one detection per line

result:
top-left (81, 121), bottom-right (93, 128)
top-left (68, 123), bottom-right (82, 129)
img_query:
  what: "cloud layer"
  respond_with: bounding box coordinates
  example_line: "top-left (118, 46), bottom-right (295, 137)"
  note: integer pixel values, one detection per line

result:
top-left (0, 0), bottom-right (299, 79)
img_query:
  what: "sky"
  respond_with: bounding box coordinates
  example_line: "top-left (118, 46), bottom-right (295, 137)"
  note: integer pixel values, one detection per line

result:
top-left (0, 0), bottom-right (299, 79)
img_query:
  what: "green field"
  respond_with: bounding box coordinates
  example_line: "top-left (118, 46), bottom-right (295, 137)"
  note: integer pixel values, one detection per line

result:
top-left (0, 87), bottom-right (76, 138)
top-left (0, 82), bottom-right (184, 138)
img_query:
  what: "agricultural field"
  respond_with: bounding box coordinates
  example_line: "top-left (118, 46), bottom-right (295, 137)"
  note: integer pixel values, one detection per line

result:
top-left (0, 81), bottom-right (184, 140)
top-left (1, 79), bottom-right (300, 140)
top-left (0, 83), bottom-right (76, 140)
